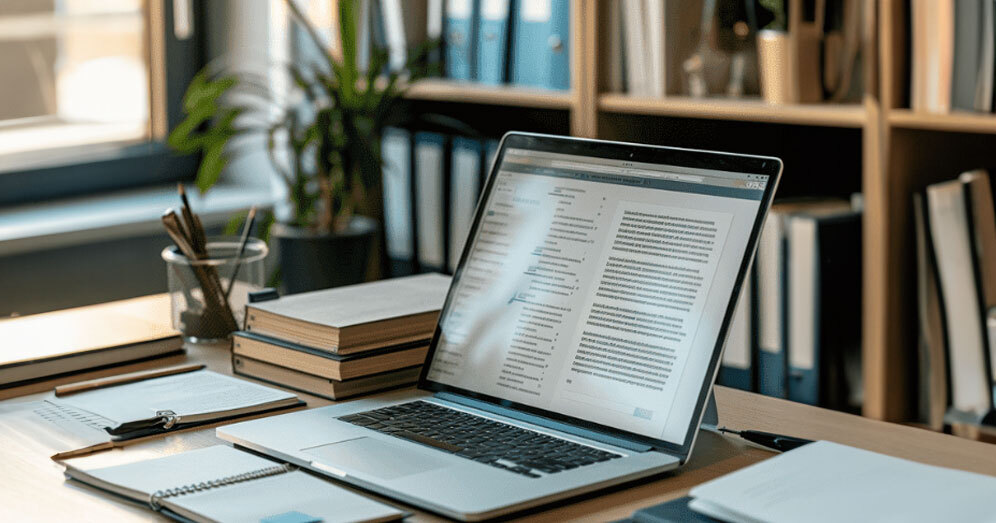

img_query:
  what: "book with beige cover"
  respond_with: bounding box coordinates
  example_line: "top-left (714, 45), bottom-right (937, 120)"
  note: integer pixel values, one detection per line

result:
top-left (0, 294), bottom-right (183, 387)
top-left (244, 273), bottom-right (451, 354)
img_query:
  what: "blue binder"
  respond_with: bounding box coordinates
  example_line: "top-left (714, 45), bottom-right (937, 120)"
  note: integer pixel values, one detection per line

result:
top-left (444, 0), bottom-right (479, 80)
top-left (380, 128), bottom-right (415, 276)
top-left (758, 349), bottom-right (787, 398)
top-left (509, 0), bottom-right (570, 90)
top-left (449, 137), bottom-right (483, 270)
top-left (474, 0), bottom-right (512, 84)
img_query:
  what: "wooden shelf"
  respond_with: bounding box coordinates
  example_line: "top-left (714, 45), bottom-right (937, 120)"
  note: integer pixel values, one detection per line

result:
top-left (888, 109), bottom-right (996, 134)
top-left (402, 79), bottom-right (573, 110)
top-left (598, 94), bottom-right (867, 128)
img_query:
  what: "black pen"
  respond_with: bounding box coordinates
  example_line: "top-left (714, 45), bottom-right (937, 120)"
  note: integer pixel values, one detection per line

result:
top-left (718, 427), bottom-right (814, 452)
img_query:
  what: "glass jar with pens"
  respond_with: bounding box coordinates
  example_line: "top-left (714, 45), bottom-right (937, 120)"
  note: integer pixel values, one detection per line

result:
top-left (161, 189), bottom-right (266, 342)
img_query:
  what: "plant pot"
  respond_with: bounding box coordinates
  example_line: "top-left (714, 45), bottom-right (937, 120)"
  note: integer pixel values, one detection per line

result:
top-left (272, 215), bottom-right (378, 294)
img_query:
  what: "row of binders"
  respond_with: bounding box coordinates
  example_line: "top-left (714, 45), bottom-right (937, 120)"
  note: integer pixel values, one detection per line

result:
top-left (441, 0), bottom-right (570, 89)
top-left (717, 196), bottom-right (863, 412)
top-left (381, 128), bottom-right (498, 276)
top-left (345, 0), bottom-right (570, 89)
top-left (916, 170), bottom-right (996, 430)
top-left (910, 0), bottom-right (996, 114)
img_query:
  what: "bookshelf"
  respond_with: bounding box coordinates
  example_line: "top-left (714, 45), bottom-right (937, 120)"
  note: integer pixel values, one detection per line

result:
top-left (398, 1), bottom-right (995, 430)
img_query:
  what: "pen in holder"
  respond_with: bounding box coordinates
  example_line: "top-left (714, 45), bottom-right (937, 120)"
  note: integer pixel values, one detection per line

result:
top-left (161, 188), bottom-right (265, 342)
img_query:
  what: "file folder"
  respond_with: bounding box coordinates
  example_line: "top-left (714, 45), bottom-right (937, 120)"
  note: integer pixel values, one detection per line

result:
top-left (718, 274), bottom-right (754, 391)
top-left (449, 137), bottom-right (483, 270)
top-left (510, 0), bottom-right (570, 90)
top-left (444, 0), bottom-right (478, 80)
top-left (475, 0), bottom-right (512, 84)
top-left (414, 132), bottom-right (447, 272)
top-left (381, 128), bottom-right (415, 276)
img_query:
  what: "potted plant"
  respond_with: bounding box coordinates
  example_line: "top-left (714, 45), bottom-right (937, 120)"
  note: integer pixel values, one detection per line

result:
top-left (168, 0), bottom-right (435, 293)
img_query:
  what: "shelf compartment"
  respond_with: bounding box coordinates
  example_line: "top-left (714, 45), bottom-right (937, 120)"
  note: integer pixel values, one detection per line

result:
top-left (598, 94), bottom-right (867, 128)
top-left (888, 109), bottom-right (996, 134)
top-left (402, 79), bottom-right (574, 110)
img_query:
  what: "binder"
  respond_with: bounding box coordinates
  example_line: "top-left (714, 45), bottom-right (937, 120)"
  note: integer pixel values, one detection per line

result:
top-left (449, 137), bottom-right (483, 270)
top-left (786, 210), bottom-right (862, 409)
top-left (718, 273), bottom-right (753, 391)
top-left (414, 132), bottom-right (447, 272)
top-left (444, 0), bottom-right (478, 80)
top-left (475, 0), bottom-right (512, 84)
top-left (484, 139), bottom-right (500, 181)
top-left (427, 0), bottom-right (445, 68)
top-left (510, 0), bottom-right (570, 90)
top-left (381, 127), bottom-right (415, 276)
top-left (380, 0), bottom-right (408, 71)
top-left (756, 212), bottom-right (788, 398)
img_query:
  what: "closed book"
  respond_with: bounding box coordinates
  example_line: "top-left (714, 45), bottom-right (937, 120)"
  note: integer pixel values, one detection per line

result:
top-left (913, 192), bottom-right (948, 430)
top-left (234, 356), bottom-right (421, 401)
top-left (718, 273), bottom-right (753, 391)
top-left (952, 0), bottom-right (984, 111)
top-left (232, 331), bottom-right (429, 381)
top-left (911, 0), bottom-right (955, 113)
top-left (0, 294), bottom-right (183, 388)
top-left (755, 199), bottom-right (851, 398)
top-left (414, 132), bottom-right (447, 272)
top-left (926, 179), bottom-right (992, 417)
top-left (381, 127), bottom-right (416, 276)
top-left (977, 0), bottom-right (995, 112)
top-left (449, 136), bottom-right (483, 270)
top-left (786, 209), bottom-right (862, 410)
top-left (64, 445), bottom-right (406, 523)
top-left (960, 169), bottom-right (996, 400)
top-left (605, 0), bottom-right (626, 93)
top-left (621, 0), bottom-right (648, 96)
top-left (244, 273), bottom-right (451, 355)
top-left (444, 0), bottom-right (478, 79)
top-left (509, 0), bottom-right (570, 90)
top-left (474, 0), bottom-right (512, 84)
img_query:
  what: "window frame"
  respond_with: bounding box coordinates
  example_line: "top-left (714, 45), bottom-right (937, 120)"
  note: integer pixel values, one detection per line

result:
top-left (0, 0), bottom-right (206, 206)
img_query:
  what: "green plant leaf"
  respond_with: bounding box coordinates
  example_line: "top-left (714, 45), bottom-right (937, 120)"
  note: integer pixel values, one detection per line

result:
top-left (195, 142), bottom-right (228, 193)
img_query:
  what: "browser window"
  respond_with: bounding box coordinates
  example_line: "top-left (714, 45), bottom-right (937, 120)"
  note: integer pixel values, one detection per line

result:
top-left (427, 147), bottom-right (765, 444)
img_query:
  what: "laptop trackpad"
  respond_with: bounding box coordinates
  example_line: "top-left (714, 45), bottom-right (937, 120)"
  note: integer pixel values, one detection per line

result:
top-left (303, 437), bottom-right (451, 480)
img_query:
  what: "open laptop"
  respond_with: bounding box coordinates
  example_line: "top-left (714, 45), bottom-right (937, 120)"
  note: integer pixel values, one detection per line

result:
top-left (218, 133), bottom-right (782, 520)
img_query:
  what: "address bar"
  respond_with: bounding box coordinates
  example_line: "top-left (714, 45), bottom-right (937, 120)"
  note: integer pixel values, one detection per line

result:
top-left (547, 160), bottom-right (705, 183)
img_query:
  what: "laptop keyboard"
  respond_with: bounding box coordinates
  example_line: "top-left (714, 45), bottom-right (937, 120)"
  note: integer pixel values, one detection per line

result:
top-left (338, 401), bottom-right (622, 478)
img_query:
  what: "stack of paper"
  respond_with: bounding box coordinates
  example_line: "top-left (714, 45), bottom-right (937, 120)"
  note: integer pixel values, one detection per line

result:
top-left (688, 441), bottom-right (996, 522)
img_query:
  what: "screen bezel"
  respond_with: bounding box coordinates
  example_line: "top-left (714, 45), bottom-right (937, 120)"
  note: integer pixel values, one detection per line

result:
top-left (417, 132), bottom-right (782, 459)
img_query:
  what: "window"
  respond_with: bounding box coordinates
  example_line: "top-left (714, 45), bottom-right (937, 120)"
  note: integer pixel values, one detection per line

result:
top-left (0, 0), bottom-right (205, 205)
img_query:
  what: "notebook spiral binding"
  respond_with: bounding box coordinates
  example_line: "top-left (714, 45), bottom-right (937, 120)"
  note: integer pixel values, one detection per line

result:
top-left (148, 462), bottom-right (295, 510)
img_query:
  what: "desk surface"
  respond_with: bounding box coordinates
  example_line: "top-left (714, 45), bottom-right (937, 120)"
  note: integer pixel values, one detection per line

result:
top-left (1, 342), bottom-right (994, 522)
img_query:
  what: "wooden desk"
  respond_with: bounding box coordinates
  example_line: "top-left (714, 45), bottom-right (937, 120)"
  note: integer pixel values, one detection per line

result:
top-left (1, 342), bottom-right (994, 522)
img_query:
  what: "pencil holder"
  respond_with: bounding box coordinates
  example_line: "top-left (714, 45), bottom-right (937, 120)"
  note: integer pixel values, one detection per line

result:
top-left (162, 237), bottom-right (268, 343)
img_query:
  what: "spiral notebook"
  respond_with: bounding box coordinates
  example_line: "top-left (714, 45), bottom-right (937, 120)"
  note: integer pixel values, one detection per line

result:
top-left (64, 445), bottom-right (406, 523)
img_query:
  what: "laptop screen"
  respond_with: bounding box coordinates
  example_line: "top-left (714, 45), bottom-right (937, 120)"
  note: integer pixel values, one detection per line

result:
top-left (424, 135), bottom-right (776, 446)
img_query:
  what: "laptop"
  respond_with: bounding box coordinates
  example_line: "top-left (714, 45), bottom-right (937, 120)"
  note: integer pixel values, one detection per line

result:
top-left (218, 133), bottom-right (782, 521)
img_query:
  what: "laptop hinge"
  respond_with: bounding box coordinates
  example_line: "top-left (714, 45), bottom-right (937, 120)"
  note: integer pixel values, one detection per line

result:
top-left (433, 392), bottom-right (654, 453)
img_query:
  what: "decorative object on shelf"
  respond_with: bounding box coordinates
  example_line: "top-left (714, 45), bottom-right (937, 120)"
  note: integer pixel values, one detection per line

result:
top-left (167, 0), bottom-right (437, 293)
top-left (161, 190), bottom-right (266, 342)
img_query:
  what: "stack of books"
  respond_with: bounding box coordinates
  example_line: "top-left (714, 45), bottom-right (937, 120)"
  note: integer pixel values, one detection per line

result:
top-left (232, 274), bottom-right (451, 400)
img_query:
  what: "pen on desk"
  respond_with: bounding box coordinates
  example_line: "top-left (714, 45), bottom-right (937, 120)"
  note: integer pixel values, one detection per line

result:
top-left (717, 427), bottom-right (814, 452)
top-left (54, 364), bottom-right (205, 397)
